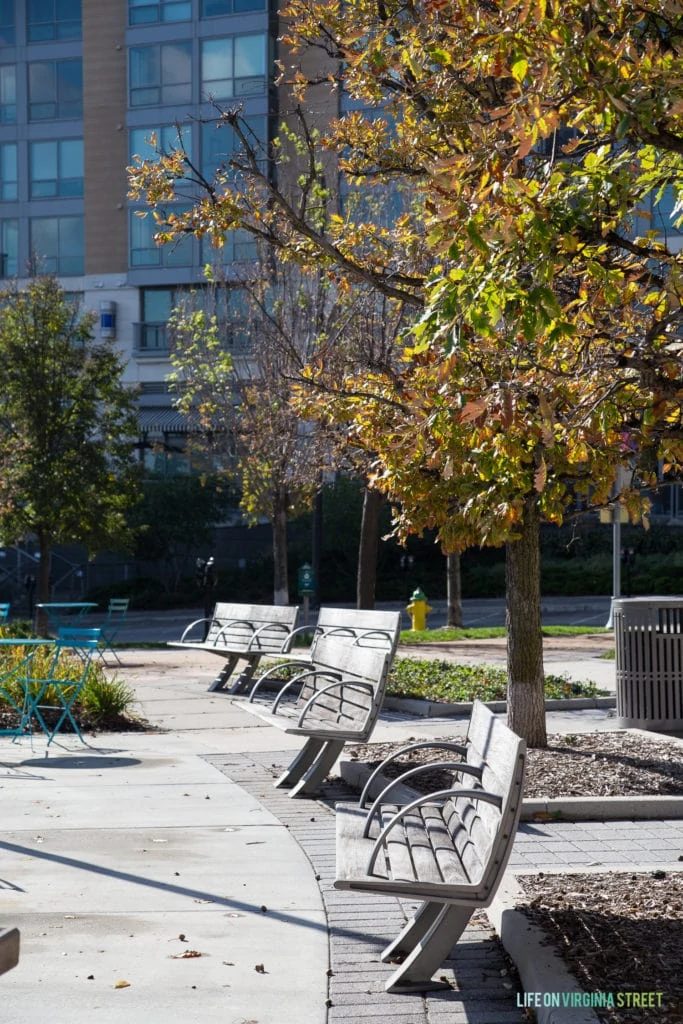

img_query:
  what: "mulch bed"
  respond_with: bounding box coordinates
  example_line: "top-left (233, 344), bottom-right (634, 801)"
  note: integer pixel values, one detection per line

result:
top-left (517, 871), bottom-right (683, 1024)
top-left (346, 730), bottom-right (683, 798)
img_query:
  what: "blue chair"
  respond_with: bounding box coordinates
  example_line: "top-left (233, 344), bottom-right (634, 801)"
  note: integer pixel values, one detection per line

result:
top-left (98, 598), bottom-right (129, 665)
top-left (0, 603), bottom-right (10, 623)
top-left (24, 628), bottom-right (101, 747)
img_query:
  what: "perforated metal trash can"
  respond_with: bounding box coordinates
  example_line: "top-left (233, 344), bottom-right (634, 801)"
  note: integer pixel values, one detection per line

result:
top-left (614, 597), bottom-right (683, 730)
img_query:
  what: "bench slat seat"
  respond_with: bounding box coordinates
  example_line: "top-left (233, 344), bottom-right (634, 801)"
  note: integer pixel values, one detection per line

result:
top-left (240, 636), bottom-right (390, 796)
top-left (169, 603), bottom-right (299, 692)
top-left (334, 701), bottom-right (525, 993)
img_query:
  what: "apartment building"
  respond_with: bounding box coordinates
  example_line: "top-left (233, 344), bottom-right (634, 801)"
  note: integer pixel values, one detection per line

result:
top-left (0, 0), bottom-right (278, 473)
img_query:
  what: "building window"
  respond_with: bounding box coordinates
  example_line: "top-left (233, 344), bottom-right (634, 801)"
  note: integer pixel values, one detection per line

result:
top-left (135, 287), bottom-right (172, 353)
top-left (651, 184), bottom-right (683, 236)
top-left (202, 227), bottom-right (257, 265)
top-left (30, 138), bottom-right (83, 197)
top-left (0, 220), bottom-right (18, 278)
top-left (201, 114), bottom-right (265, 181)
top-left (0, 0), bottom-right (14, 45)
top-left (129, 42), bottom-right (192, 107)
top-left (0, 142), bottom-right (17, 200)
top-left (201, 34), bottom-right (266, 102)
top-left (0, 65), bottom-right (16, 123)
top-left (130, 210), bottom-right (193, 267)
top-left (27, 0), bottom-right (81, 42)
top-left (29, 59), bottom-right (83, 120)
top-left (129, 0), bottom-right (191, 24)
top-left (30, 215), bottom-right (84, 275)
top-left (202, 0), bottom-right (265, 14)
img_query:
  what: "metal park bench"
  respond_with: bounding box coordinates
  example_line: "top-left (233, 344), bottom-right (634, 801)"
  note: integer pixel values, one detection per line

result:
top-left (240, 606), bottom-right (402, 699)
top-left (169, 602), bottom-right (299, 693)
top-left (243, 635), bottom-right (391, 797)
top-left (334, 701), bottom-right (526, 992)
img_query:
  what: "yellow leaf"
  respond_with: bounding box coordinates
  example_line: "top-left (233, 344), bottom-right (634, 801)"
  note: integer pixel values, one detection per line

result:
top-left (114, 980), bottom-right (131, 989)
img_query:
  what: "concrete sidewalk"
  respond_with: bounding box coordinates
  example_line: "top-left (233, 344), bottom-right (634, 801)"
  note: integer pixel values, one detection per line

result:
top-left (0, 645), bottom-right (680, 1024)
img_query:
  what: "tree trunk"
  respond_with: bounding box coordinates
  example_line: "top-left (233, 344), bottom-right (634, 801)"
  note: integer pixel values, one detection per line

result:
top-left (36, 530), bottom-right (52, 635)
top-left (505, 495), bottom-right (547, 747)
top-left (446, 552), bottom-right (462, 627)
top-left (357, 486), bottom-right (383, 609)
top-left (272, 487), bottom-right (289, 606)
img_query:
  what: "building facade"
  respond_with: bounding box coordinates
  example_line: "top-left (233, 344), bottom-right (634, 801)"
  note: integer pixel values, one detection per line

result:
top-left (0, 0), bottom-right (278, 472)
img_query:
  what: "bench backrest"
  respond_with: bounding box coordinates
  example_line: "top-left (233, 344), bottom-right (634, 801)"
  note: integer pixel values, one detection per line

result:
top-left (292, 635), bottom-right (391, 740)
top-left (445, 702), bottom-right (525, 901)
top-left (207, 602), bottom-right (299, 654)
top-left (309, 607), bottom-right (402, 660)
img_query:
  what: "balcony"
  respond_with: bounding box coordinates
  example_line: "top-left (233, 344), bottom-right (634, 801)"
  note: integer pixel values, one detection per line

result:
top-left (133, 322), bottom-right (169, 357)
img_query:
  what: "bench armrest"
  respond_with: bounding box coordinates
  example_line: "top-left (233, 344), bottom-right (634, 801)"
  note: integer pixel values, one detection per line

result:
top-left (351, 628), bottom-right (393, 646)
top-left (270, 669), bottom-right (342, 713)
top-left (365, 788), bottom-right (504, 875)
top-left (296, 680), bottom-right (374, 729)
top-left (363, 762), bottom-right (484, 827)
top-left (245, 621), bottom-right (294, 653)
top-left (214, 618), bottom-right (257, 644)
top-left (179, 617), bottom-right (216, 643)
top-left (247, 659), bottom-right (314, 699)
top-left (359, 741), bottom-right (469, 808)
top-left (280, 624), bottom-right (318, 653)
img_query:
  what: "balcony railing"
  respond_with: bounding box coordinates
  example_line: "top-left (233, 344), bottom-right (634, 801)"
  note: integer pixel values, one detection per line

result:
top-left (133, 322), bottom-right (169, 356)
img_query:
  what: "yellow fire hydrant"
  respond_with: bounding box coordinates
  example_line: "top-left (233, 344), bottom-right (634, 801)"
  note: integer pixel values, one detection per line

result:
top-left (406, 587), bottom-right (432, 631)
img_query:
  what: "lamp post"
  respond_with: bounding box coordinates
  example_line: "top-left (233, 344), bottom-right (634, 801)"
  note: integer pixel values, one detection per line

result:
top-left (600, 503), bottom-right (629, 628)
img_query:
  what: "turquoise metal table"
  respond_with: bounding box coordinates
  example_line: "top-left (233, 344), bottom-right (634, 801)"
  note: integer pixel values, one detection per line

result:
top-left (35, 602), bottom-right (97, 635)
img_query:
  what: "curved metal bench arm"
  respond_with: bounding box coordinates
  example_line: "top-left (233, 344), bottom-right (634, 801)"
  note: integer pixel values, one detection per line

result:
top-left (297, 680), bottom-right (374, 729)
top-left (179, 617), bottom-right (218, 643)
top-left (280, 623), bottom-right (318, 652)
top-left (359, 741), bottom-right (469, 808)
top-left (365, 787), bottom-right (504, 874)
top-left (250, 622), bottom-right (295, 653)
top-left (270, 669), bottom-right (342, 713)
top-left (363, 762), bottom-right (484, 828)
top-left (247, 659), bottom-right (313, 700)
top-left (351, 629), bottom-right (393, 647)
top-left (214, 619), bottom-right (257, 644)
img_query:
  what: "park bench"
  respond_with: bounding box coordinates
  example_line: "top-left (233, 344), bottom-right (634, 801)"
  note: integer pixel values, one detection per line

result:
top-left (169, 602), bottom-right (299, 693)
top-left (0, 927), bottom-right (19, 977)
top-left (240, 606), bottom-right (402, 699)
top-left (334, 701), bottom-right (526, 993)
top-left (242, 635), bottom-right (391, 798)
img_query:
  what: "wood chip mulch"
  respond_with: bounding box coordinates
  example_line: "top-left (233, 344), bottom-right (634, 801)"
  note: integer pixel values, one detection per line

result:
top-left (516, 871), bottom-right (683, 1024)
top-left (346, 730), bottom-right (683, 798)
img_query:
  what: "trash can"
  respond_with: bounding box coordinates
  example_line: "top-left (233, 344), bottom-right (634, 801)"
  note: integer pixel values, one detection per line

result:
top-left (614, 597), bottom-right (683, 730)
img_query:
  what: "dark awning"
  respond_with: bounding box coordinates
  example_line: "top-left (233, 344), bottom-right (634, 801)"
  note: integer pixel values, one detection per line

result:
top-left (137, 407), bottom-right (202, 436)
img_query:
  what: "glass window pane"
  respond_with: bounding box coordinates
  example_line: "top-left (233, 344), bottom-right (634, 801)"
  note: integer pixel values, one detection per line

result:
top-left (0, 142), bottom-right (17, 200)
top-left (131, 47), bottom-right (159, 89)
top-left (30, 140), bottom-right (57, 196)
top-left (58, 216), bottom-right (84, 273)
top-left (0, 220), bottom-right (18, 277)
top-left (143, 288), bottom-right (173, 321)
top-left (202, 0), bottom-right (230, 15)
top-left (162, 42), bottom-right (191, 85)
top-left (235, 0), bottom-right (265, 10)
top-left (235, 34), bottom-right (265, 78)
top-left (57, 60), bottom-right (83, 118)
top-left (164, 1), bottom-right (190, 20)
top-left (31, 217), bottom-right (59, 273)
top-left (202, 38), bottom-right (232, 100)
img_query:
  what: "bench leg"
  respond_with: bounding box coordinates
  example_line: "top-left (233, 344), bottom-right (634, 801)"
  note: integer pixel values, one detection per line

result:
top-left (275, 738), bottom-right (325, 789)
top-left (383, 901), bottom-right (472, 993)
top-left (227, 658), bottom-right (260, 695)
top-left (288, 739), bottom-right (345, 798)
top-left (207, 655), bottom-right (240, 692)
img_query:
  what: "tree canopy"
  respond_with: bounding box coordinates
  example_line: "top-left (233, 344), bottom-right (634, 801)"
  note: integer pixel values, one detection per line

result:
top-left (0, 277), bottom-right (141, 612)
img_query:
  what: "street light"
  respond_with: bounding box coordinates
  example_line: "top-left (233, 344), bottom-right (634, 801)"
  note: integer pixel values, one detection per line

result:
top-left (600, 503), bottom-right (629, 628)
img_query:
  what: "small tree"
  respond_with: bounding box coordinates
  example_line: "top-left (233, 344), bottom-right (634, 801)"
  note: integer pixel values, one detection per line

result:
top-left (0, 277), bottom-right (141, 627)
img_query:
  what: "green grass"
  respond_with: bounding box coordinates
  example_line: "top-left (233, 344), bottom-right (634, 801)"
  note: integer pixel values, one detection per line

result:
top-left (387, 657), bottom-right (607, 703)
top-left (399, 625), bottom-right (611, 644)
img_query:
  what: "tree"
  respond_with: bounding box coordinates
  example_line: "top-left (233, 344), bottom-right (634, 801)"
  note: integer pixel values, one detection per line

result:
top-left (130, 1), bottom-right (683, 744)
top-left (288, 0), bottom-right (683, 745)
top-left (167, 264), bottom-right (344, 605)
top-left (0, 277), bottom-right (141, 628)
